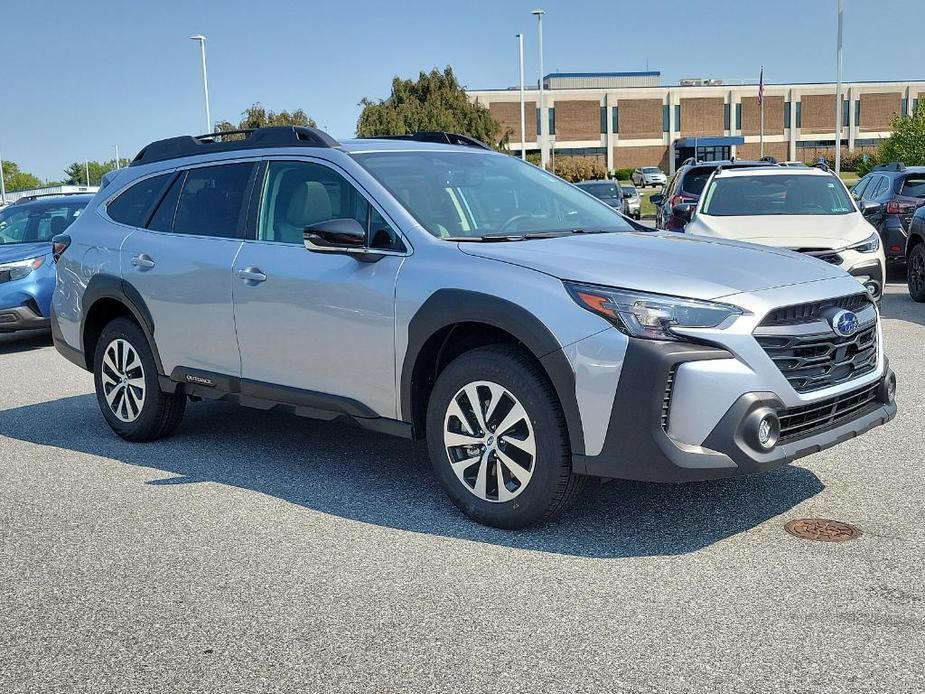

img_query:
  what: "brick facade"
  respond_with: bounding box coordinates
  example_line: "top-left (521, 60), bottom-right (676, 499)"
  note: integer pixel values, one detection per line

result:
top-left (740, 96), bottom-right (785, 135)
top-left (680, 97), bottom-right (724, 136)
top-left (618, 99), bottom-right (663, 139)
top-left (736, 141), bottom-right (789, 161)
top-left (554, 100), bottom-right (601, 141)
top-left (800, 94), bottom-right (836, 133)
top-left (489, 101), bottom-right (536, 141)
top-left (859, 92), bottom-right (902, 131)
top-left (613, 145), bottom-right (670, 170)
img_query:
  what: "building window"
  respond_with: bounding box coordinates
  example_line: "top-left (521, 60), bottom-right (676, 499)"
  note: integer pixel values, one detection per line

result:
top-left (600, 107), bottom-right (607, 134)
top-left (736, 103), bottom-right (742, 130)
top-left (536, 108), bottom-right (541, 136)
top-left (612, 106), bottom-right (619, 134)
top-left (549, 108), bottom-right (556, 136)
top-left (842, 99), bottom-right (849, 127)
top-left (855, 100), bottom-right (861, 126)
top-left (662, 104), bottom-right (669, 133)
top-left (784, 102), bottom-right (791, 129)
top-left (723, 103), bottom-right (730, 131)
top-left (902, 98), bottom-right (908, 115)
top-left (674, 105), bottom-right (681, 131)
top-left (551, 146), bottom-right (607, 157)
top-left (796, 102), bottom-right (802, 128)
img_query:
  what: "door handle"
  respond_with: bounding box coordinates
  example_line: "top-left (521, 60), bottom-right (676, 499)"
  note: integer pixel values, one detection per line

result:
top-left (131, 254), bottom-right (155, 269)
top-left (237, 267), bottom-right (267, 283)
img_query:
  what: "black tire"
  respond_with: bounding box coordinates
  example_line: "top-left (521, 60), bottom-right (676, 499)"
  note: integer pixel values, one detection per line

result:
top-left (908, 243), bottom-right (925, 302)
top-left (425, 344), bottom-right (585, 529)
top-left (93, 317), bottom-right (186, 442)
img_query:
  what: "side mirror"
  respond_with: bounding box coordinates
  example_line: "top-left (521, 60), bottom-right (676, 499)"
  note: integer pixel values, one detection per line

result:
top-left (860, 201), bottom-right (882, 217)
top-left (650, 194), bottom-right (664, 206)
top-left (304, 218), bottom-right (382, 263)
top-left (672, 202), bottom-right (695, 221)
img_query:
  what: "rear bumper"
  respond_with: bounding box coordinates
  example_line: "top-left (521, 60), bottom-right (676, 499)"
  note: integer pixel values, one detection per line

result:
top-left (572, 339), bottom-right (897, 483)
top-left (0, 305), bottom-right (50, 333)
top-left (878, 219), bottom-right (908, 262)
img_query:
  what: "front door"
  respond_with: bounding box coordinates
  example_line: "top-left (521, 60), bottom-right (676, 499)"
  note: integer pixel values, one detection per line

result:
top-left (231, 159), bottom-right (406, 418)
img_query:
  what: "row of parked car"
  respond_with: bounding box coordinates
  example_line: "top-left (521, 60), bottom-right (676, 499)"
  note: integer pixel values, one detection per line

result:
top-left (0, 128), bottom-right (899, 530)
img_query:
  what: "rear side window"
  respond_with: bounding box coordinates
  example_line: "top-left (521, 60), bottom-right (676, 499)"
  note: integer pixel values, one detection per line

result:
top-left (172, 163), bottom-right (254, 238)
top-left (680, 168), bottom-right (714, 196)
top-left (107, 174), bottom-right (173, 227)
top-left (900, 175), bottom-right (925, 198)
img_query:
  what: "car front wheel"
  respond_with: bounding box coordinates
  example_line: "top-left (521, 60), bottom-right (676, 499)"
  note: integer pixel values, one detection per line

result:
top-left (426, 345), bottom-right (585, 528)
top-left (909, 244), bottom-right (925, 302)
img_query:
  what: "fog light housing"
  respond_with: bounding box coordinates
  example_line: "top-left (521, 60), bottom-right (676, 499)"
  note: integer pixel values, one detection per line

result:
top-left (744, 407), bottom-right (780, 452)
top-left (863, 280), bottom-right (881, 298)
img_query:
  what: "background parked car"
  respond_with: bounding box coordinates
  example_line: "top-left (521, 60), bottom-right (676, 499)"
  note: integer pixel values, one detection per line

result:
top-left (575, 180), bottom-right (626, 213)
top-left (632, 167), bottom-right (667, 188)
top-left (619, 182), bottom-right (641, 219)
top-left (905, 204), bottom-right (925, 301)
top-left (0, 193), bottom-right (92, 333)
top-left (851, 163), bottom-right (925, 266)
top-left (651, 159), bottom-right (776, 231)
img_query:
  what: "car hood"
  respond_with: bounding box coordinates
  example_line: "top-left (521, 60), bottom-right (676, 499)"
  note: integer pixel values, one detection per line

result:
top-left (687, 213), bottom-right (872, 249)
top-left (457, 231), bottom-right (845, 300)
top-left (0, 242), bottom-right (49, 264)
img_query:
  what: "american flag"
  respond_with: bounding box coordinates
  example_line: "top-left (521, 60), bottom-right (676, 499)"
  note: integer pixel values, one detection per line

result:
top-left (757, 67), bottom-right (764, 106)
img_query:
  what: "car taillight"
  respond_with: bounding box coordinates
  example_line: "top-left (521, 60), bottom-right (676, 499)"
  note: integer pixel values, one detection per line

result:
top-left (51, 234), bottom-right (71, 263)
top-left (670, 194), bottom-right (696, 207)
top-left (885, 200), bottom-right (914, 215)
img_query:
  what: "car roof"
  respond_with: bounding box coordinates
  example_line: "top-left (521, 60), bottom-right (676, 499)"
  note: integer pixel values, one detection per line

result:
top-left (713, 166), bottom-right (834, 178)
top-left (338, 138), bottom-right (498, 154)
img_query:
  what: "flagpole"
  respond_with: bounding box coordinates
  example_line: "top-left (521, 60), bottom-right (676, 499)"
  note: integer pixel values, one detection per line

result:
top-left (759, 66), bottom-right (765, 158)
top-left (834, 0), bottom-right (844, 174)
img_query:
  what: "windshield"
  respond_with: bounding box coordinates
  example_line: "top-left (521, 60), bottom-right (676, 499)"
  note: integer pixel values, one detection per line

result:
top-left (700, 174), bottom-right (855, 216)
top-left (579, 182), bottom-right (621, 200)
top-left (352, 151), bottom-right (633, 238)
top-left (620, 185), bottom-right (637, 196)
top-left (900, 175), bottom-right (925, 198)
top-left (642, 167), bottom-right (661, 174)
top-left (0, 201), bottom-right (86, 245)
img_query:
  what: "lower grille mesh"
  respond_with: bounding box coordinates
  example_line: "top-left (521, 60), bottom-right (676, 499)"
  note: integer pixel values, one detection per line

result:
top-left (779, 382), bottom-right (880, 442)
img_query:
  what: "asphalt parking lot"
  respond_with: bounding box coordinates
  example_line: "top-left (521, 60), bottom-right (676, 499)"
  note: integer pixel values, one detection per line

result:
top-left (1, 285), bottom-right (923, 694)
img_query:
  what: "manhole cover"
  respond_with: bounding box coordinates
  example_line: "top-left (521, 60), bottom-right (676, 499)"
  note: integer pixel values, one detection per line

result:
top-left (785, 518), bottom-right (861, 542)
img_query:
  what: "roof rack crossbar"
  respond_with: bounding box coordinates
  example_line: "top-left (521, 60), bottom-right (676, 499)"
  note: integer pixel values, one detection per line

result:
top-left (367, 131), bottom-right (493, 150)
top-left (130, 126), bottom-right (340, 167)
top-left (873, 162), bottom-right (905, 172)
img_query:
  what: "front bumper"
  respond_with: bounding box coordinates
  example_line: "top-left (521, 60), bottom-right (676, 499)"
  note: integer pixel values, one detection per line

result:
top-left (0, 304), bottom-right (50, 332)
top-left (572, 339), bottom-right (897, 483)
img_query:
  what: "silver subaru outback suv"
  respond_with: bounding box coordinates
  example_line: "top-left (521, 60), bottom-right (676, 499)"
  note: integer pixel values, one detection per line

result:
top-left (49, 127), bottom-right (897, 528)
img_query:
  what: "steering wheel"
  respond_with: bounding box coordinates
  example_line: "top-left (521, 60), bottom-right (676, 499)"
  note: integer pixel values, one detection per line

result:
top-left (498, 214), bottom-right (535, 233)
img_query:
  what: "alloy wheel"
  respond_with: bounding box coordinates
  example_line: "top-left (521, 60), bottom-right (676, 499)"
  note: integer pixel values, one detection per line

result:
top-left (443, 380), bottom-right (536, 503)
top-left (911, 250), bottom-right (925, 295)
top-left (101, 338), bottom-right (146, 423)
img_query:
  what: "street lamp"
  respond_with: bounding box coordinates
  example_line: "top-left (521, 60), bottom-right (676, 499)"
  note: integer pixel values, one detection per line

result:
top-left (517, 33), bottom-right (526, 161)
top-left (189, 35), bottom-right (212, 134)
top-left (532, 9), bottom-right (547, 169)
top-left (833, 0), bottom-right (845, 174)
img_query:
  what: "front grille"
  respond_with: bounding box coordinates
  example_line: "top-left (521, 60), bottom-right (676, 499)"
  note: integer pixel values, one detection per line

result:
top-left (779, 382), bottom-right (880, 442)
top-left (660, 365), bottom-right (678, 431)
top-left (760, 293), bottom-right (870, 327)
top-left (797, 248), bottom-right (843, 265)
top-left (756, 324), bottom-right (877, 393)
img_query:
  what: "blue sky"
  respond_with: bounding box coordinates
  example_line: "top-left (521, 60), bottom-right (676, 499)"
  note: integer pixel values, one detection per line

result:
top-left (2, 0), bottom-right (923, 181)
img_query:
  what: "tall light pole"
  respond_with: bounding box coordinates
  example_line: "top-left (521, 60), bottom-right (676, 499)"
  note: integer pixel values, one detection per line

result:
top-left (834, 0), bottom-right (844, 174)
top-left (532, 9), bottom-right (547, 170)
top-left (85, 159), bottom-right (90, 186)
top-left (0, 151), bottom-right (6, 203)
top-left (115, 145), bottom-right (120, 169)
top-left (190, 35), bottom-right (212, 133)
top-left (517, 33), bottom-right (526, 161)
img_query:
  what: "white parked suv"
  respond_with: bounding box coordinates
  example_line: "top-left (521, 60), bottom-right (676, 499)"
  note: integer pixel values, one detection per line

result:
top-left (684, 166), bottom-right (886, 300)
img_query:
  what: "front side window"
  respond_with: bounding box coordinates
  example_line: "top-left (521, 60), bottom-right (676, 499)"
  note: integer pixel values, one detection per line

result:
top-left (107, 173), bottom-right (173, 227)
top-left (352, 151), bottom-right (633, 239)
top-left (172, 163), bottom-right (254, 238)
top-left (258, 161), bottom-right (401, 250)
top-left (0, 201), bottom-right (86, 244)
top-left (700, 174), bottom-right (855, 217)
top-left (851, 175), bottom-right (871, 200)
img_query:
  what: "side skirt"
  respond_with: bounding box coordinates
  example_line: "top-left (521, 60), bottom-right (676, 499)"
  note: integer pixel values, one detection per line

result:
top-left (163, 367), bottom-right (412, 439)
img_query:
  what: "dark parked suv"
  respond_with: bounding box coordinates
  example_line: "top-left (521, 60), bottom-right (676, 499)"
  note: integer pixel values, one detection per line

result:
top-left (905, 204), bottom-right (925, 301)
top-left (852, 163), bottom-right (925, 265)
top-left (652, 159), bottom-right (776, 231)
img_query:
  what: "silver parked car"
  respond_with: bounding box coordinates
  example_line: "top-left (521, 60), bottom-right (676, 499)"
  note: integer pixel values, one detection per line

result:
top-left (632, 166), bottom-right (667, 188)
top-left (619, 182), bottom-right (641, 219)
top-left (574, 180), bottom-right (625, 214)
top-left (50, 127), bottom-right (897, 528)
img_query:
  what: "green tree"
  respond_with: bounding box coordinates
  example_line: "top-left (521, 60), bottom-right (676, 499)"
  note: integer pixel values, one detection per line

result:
top-left (215, 103), bottom-right (316, 133)
top-left (356, 67), bottom-right (508, 149)
top-left (875, 102), bottom-right (925, 167)
top-left (63, 159), bottom-right (127, 187)
top-left (1, 160), bottom-right (42, 193)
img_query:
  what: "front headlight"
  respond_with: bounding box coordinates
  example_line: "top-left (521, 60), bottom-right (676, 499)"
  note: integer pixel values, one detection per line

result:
top-left (565, 282), bottom-right (744, 341)
top-left (849, 231), bottom-right (881, 254)
top-left (0, 256), bottom-right (45, 280)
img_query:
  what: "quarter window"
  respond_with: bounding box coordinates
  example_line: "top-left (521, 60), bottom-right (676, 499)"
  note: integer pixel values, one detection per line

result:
top-left (172, 163), bottom-right (254, 238)
top-left (107, 173), bottom-right (173, 227)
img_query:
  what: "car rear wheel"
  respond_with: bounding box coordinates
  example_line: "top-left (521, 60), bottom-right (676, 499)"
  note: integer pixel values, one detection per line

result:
top-left (908, 244), bottom-right (925, 302)
top-left (93, 318), bottom-right (186, 441)
top-left (426, 345), bottom-right (585, 528)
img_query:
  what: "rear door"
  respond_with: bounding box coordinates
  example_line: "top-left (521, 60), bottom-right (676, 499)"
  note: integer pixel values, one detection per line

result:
top-left (119, 161), bottom-right (257, 376)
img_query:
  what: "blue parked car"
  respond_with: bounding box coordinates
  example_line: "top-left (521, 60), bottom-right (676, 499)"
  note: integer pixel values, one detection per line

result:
top-left (0, 194), bottom-right (92, 333)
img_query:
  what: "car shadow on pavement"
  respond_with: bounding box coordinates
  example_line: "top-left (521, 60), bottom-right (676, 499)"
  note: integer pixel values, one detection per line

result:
top-left (0, 394), bottom-right (824, 559)
top-left (0, 330), bottom-right (52, 355)
top-left (881, 288), bottom-right (925, 329)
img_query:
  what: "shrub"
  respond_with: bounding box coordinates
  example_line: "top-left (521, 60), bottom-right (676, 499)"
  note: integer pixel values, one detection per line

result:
top-left (613, 168), bottom-right (634, 181)
top-left (549, 156), bottom-right (608, 183)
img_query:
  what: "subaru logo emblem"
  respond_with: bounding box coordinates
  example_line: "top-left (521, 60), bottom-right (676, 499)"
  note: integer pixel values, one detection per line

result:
top-left (831, 309), bottom-right (860, 337)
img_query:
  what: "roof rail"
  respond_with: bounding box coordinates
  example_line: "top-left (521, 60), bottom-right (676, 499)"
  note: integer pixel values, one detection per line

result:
top-left (714, 161), bottom-right (777, 174)
top-left (12, 192), bottom-right (94, 205)
top-left (369, 131), bottom-right (493, 150)
top-left (759, 155), bottom-right (779, 164)
top-left (681, 157), bottom-right (699, 167)
top-left (873, 161), bottom-right (905, 172)
top-left (130, 126), bottom-right (340, 167)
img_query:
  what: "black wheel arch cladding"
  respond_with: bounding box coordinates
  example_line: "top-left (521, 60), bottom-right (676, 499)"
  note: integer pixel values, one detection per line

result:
top-left (401, 289), bottom-right (586, 455)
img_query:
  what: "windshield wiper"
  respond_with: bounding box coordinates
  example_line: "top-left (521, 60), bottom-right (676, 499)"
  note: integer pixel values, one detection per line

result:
top-left (447, 228), bottom-right (617, 242)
